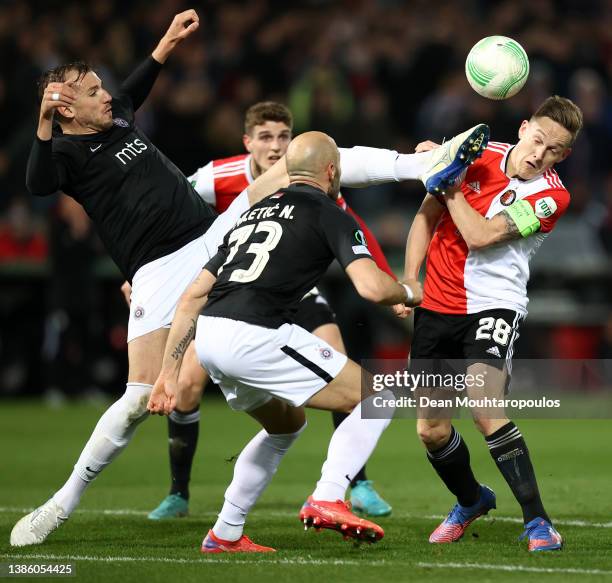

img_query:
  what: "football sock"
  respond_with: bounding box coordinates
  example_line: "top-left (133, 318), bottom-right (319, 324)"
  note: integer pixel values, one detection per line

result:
top-left (485, 421), bottom-right (550, 524)
top-left (213, 424), bottom-right (306, 541)
top-left (426, 426), bottom-right (480, 507)
top-left (338, 146), bottom-right (429, 186)
top-left (394, 151), bottom-right (430, 180)
top-left (54, 383), bottom-right (152, 516)
top-left (167, 406), bottom-right (200, 500)
top-left (331, 411), bottom-right (367, 484)
top-left (313, 397), bottom-right (392, 502)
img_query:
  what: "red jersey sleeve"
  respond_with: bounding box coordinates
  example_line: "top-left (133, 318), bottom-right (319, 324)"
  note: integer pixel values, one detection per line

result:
top-left (523, 188), bottom-right (570, 234)
top-left (336, 195), bottom-right (395, 278)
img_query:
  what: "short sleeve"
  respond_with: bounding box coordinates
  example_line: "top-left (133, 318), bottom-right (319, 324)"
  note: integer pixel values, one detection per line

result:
top-left (188, 161), bottom-right (216, 206)
top-left (341, 201), bottom-right (395, 277)
top-left (523, 188), bottom-right (570, 234)
top-left (319, 201), bottom-right (374, 269)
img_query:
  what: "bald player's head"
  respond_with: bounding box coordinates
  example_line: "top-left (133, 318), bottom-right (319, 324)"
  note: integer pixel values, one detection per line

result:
top-left (285, 131), bottom-right (341, 198)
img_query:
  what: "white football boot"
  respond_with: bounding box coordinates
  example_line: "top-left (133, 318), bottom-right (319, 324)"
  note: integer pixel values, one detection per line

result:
top-left (419, 124), bottom-right (489, 195)
top-left (10, 499), bottom-right (68, 546)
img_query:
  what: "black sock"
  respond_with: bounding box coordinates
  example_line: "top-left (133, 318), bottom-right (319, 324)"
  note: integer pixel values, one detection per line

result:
top-left (486, 421), bottom-right (550, 524)
top-left (332, 411), bottom-right (367, 485)
top-left (167, 406), bottom-right (200, 500)
top-left (427, 426), bottom-right (480, 507)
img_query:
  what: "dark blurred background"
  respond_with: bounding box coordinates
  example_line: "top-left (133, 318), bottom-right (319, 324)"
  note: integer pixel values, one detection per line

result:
top-left (1, 0), bottom-right (611, 401)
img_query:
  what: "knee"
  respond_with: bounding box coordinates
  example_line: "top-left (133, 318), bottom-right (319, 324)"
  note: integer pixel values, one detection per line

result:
top-left (121, 383), bottom-right (153, 423)
top-left (417, 421), bottom-right (451, 449)
top-left (176, 376), bottom-right (205, 411)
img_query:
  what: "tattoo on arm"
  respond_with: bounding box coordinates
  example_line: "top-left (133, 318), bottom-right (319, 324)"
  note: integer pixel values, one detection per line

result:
top-left (497, 210), bottom-right (522, 242)
top-left (170, 318), bottom-right (196, 361)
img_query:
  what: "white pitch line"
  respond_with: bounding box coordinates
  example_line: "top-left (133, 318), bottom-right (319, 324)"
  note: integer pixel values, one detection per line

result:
top-left (417, 561), bottom-right (612, 576)
top-left (1, 506), bottom-right (611, 528)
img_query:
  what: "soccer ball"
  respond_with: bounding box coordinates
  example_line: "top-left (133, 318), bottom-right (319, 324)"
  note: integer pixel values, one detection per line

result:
top-left (465, 36), bottom-right (530, 100)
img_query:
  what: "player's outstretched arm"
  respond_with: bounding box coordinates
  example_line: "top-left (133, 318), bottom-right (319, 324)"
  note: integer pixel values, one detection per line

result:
top-left (120, 10), bottom-right (199, 111)
top-left (444, 187), bottom-right (533, 250)
top-left (345, 258), bottom-right (422, 307)
top-left (147, 267), bottom-right (215, 416)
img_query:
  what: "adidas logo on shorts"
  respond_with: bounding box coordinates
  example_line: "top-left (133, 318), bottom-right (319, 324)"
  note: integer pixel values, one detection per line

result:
top-left (486, 346), bottom-right (501, 357)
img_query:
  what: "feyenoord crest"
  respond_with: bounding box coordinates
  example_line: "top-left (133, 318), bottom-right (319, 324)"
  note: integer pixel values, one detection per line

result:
top-left (134, 306), bottom-right (145, 319)
top-left (113, 118), bottom-right (129, 128)
top-left (319, 347), bottom-right (333, 360)
top-left (500, 189), bottom-right (516, 206)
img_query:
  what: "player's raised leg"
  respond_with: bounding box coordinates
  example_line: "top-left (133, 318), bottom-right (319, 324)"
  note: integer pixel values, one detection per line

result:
top-left (10, 328), bottom-right (168, 547)
top-left (202, 399), bottom-right (307, 553)
top-left (148, 341), bottom-right (206, 520)
top-left (338, 123), bottom-right (489, 195)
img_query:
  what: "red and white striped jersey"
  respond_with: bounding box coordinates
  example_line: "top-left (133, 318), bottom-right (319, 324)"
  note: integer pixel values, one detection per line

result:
top-left (188, 154), bottom-right (395, 277)
top-left (189, 154), bottom-right (255, 213)
top-left (421, 141), bottom-right (570, 315)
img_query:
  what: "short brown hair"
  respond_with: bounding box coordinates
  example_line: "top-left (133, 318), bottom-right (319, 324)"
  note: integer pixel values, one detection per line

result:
top-left (244, 101), bottom-right (293, 135)
top-left (532, 95), bottom-right (583, 146)
top-left (38, 62), bottom-right (92, 101)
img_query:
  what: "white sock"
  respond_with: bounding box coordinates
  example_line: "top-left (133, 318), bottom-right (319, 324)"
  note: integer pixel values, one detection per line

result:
top-left (212, 423), bottom-right (306, 541)
top-left (394, 151), bottom-right (431, 181)
top-left (53, 382), bottom-right (152, 516)
top-left (312, 397), bottom-right (393, 502)
top-left (339, 146), bottom-right (431, 187)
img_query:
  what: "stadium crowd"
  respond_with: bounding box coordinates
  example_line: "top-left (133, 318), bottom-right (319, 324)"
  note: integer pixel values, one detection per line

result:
top-left (0, 0), bottom-right (611, 396)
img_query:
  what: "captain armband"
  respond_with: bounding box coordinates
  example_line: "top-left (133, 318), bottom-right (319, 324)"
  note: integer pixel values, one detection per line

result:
top-left (505, 200), bottom-right (541, 238)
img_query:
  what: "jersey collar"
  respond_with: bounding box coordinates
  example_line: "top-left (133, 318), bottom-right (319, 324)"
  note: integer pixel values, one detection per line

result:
top-left (287, 182), bottom-right (327, 196)
top-left (245, 155), bottom-right (255, 184)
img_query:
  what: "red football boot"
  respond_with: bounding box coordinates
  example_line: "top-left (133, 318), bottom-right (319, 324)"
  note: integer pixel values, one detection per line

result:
top-left (299, 496), bottom-right (384, 543)
top-left (201, 529), bottom-right (276, 553)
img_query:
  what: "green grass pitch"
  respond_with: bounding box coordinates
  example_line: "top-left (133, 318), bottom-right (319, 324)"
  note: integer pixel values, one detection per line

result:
top-left (1, 397), bottom-right (611, 582)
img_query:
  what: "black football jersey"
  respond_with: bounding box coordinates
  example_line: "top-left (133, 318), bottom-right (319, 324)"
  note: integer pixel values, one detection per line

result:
top-left (28, 93), bottom-right (216, 281)
top-left (202, 183), bottom-right (374, 328)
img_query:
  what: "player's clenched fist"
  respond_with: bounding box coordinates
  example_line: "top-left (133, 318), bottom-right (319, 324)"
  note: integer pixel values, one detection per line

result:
top-left (165, 9), bottom-right (199, 42)
top-left (152, 9), bottom-right (199, 63)
top-left (147, 377), bottom-right (177, 416)
top-left (40, 82), bottom-right (76, 121)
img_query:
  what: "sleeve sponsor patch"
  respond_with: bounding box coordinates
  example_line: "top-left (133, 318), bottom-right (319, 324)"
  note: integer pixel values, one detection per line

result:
top-left (352, 244), bottom-right (371, 255)
top-left (534, 197), bottom-right (557, 219)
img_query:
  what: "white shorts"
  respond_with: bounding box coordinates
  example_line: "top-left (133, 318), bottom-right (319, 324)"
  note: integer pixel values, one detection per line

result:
top-left (127, 191), bottom-right (249, 342)
top-left (194, 316), bottom-right (348, 411)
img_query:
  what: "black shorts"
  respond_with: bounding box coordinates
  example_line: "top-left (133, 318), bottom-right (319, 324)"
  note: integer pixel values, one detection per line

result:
top-left (410, 307), bottom-right (523, 371)
top-left (292, 292), bottom-right (337, 333)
